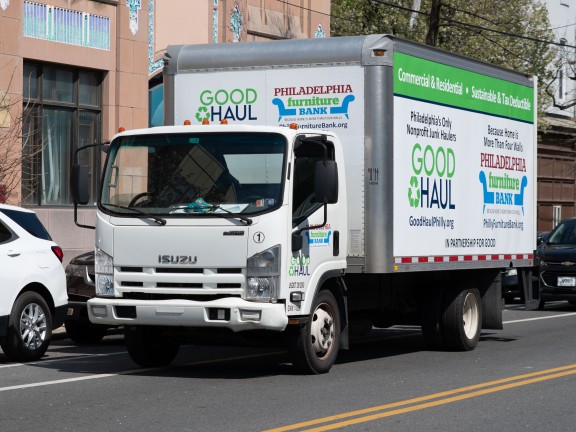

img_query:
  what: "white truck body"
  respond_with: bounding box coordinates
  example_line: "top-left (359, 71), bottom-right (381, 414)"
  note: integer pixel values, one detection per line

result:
top-left (83, 35), bottom-right (536, 373)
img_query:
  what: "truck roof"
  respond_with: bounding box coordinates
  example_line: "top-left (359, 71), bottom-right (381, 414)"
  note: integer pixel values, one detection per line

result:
top-left (165, 34), bottom-right (533, 86)
top-left (112, 124), bottom-right (335, 139)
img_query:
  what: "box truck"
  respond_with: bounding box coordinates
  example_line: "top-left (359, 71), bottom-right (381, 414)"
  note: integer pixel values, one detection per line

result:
top-left (73, 35), bottom-right (537, 373)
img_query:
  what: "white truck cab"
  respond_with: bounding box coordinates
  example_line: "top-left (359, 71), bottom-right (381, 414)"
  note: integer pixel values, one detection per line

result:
top-left (76, 124), bottom-right (347, 372)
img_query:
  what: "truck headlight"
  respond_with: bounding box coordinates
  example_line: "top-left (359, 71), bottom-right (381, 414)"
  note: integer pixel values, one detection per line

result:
top-left (95, 248), bottom-right (114, 297)
top-left (246, 245), bottom-right (280, 303)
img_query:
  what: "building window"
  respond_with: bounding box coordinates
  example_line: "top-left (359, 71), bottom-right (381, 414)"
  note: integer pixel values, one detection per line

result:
top-left (22, 62), bottom-right (102, 206)
top-left (553, 205), bottom-right (562, 228)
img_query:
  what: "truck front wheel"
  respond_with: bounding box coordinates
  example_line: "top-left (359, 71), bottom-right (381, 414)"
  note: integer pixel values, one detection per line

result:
top-left (441, 287), bottom-right (481, 351)
top-left (288, 290), bottom-right (340, 374)
top-left (124, 326), bottom-right (180, 367)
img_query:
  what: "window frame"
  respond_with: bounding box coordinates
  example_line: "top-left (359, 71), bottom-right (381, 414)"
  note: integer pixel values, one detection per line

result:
top-left (22, 62), bottom-right (102, 206)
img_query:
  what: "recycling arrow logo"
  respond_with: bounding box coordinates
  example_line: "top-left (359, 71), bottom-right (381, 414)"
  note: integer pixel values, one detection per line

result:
top-left (195, 106), bottom-right (210, 123)
top-left (408, 175), bottom-right (420, 208)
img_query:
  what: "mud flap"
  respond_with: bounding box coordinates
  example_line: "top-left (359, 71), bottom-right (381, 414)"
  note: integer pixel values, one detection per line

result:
top-left (481, 270), bottom-right (503, 330)
top-left (521, 268), bottom-right (540, 311)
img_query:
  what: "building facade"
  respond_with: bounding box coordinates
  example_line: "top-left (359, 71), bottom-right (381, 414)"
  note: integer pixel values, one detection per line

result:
top-left (0, 0), bottom-right (330, 264)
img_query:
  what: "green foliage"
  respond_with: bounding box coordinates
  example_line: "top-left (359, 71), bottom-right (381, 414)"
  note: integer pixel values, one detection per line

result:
top-left (331, 0), bottom-right (556, 118)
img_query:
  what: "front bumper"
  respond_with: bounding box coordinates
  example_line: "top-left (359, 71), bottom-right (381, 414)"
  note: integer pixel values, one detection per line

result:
top-left (540, 267), bottom-right (576, 302)
top-left (87, 297), bottom-right (288, 331)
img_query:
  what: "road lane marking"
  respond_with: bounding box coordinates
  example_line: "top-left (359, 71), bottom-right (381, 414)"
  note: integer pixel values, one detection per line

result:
top-left (263, 363), bottom-right (576, 432)
top-left (504, 311), bottom-right (576, 324)
top-left (0, 351), bottom-right (284, 393)
top-left (0, 352), bottom-right (126, 369)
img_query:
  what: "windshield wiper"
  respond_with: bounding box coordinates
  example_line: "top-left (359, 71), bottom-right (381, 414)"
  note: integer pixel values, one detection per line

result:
top-left (176, 203), bottom-right (253, 226)
top-left (101, 203), bottom-right (166, 226)
top-left (209, 204), bottom-right (253, 226)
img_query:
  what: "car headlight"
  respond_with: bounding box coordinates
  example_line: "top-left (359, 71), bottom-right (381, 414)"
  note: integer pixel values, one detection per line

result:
top-left (95, 248), bottom-right (114, 297)
top-left (246, 245), bottom-right (280, 303)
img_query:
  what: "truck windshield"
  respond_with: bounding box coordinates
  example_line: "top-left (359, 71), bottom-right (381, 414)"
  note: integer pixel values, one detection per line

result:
top-left (100, 132), bottom-right (286, 217)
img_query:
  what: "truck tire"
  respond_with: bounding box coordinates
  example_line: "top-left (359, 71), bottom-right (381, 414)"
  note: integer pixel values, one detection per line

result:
top-left (0, 292), bottom-right (52, 362)
top-left (124, 326), bottom-right (180, 367)
top-left (289, 290), bottom-right (340, 374)
top-left (65, 320), bottom-right (107, 345)
top-left (441, 287), bottom-right (481, 351)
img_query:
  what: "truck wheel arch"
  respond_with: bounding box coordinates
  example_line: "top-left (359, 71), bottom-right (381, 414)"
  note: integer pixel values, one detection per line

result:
top-left (310, 271), bottom-right (349, 348)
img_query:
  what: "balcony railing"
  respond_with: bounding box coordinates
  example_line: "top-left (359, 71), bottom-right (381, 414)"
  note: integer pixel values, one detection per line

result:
top-left (23, 1), bottom-right (110, 50)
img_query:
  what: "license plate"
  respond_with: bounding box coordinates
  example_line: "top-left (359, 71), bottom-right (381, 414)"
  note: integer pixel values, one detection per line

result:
top-left (557, 276), bottom-right (576, 287)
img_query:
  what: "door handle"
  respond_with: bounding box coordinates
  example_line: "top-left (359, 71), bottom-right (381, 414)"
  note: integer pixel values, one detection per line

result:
top-left (7, 250), bottom-right (20, 257)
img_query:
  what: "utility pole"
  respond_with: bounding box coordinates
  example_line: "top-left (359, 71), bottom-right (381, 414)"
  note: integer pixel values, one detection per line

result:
top-left (425, 0), bottom-right (442, 46)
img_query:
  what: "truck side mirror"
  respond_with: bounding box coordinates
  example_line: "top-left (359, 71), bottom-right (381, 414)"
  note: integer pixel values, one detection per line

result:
top-left (315, 160), bottom-right (338, 204)
top-left (72, 164), bottom-right (90, 205)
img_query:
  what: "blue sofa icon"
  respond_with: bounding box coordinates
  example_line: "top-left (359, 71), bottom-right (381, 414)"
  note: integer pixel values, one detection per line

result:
top-left (330, 94), bottom-right (355, 119)
top-left (479, 171), bottom-right (528, 215)
top-left (272, 98), bottom-right (296, 121)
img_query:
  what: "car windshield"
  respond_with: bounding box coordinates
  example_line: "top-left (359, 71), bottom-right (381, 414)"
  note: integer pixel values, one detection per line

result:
top-left (546, 220), bottom-right (576, 245)
top-left (100, 132), bottom-right (286, 217)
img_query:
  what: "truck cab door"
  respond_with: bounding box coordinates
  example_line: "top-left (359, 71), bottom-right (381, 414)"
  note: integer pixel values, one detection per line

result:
top-left (290, 137), bottom-right (339, 285)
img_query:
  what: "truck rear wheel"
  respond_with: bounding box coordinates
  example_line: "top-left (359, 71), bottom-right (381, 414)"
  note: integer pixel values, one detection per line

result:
top-left (441, 287), bottom-right (481, 351)
top-left (124, 326), bottom-right (180, 367)
top-left (1, 292), bottom-right (52, 362)
top-left (289, 290), bottom-right (340, 374)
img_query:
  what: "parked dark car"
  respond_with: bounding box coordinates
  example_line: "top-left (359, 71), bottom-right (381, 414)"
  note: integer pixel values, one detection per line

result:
top-left (501, 232), bottom-right (548, 304)
top-left (537, 231), bottom-right (550, 246)
top-left (502, 267), bottom-right (522, 303)
top-left (65, 251), bottom-right (116, 343)
top-left (538, 219), bottom-right (576, 309)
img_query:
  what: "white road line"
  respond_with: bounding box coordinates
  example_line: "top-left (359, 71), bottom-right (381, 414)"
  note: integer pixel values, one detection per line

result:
top-left (0, 373), bottom-right (119, 392)
top-left (504, 312), bottom-right (576, 324)
top-left (0, 351), bottom-right (284, 393)
top-left (0, 352), bottom-right (126, 369)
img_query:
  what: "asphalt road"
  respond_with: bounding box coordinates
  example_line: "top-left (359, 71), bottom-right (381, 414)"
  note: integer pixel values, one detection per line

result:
top-left (2, 302), bottom-right (576, 432)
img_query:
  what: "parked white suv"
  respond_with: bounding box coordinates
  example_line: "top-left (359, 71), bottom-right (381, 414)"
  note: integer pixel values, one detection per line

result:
top-left (0, 204), bottom-right (67, 362)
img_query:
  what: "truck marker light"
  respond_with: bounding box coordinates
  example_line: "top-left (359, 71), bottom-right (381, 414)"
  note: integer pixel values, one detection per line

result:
top-left (220, 119), bottom-right (228, 124)
top-left (118, 127), bottom-right (126, 132)
top-left (372, 49), bottom-right (386, 57)
top-left (289, 123), bottom-right (298, 130)
top-left (202, 119), bottom-right (210, 125)
top-left (183, 119), bottom-right (191, 125)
